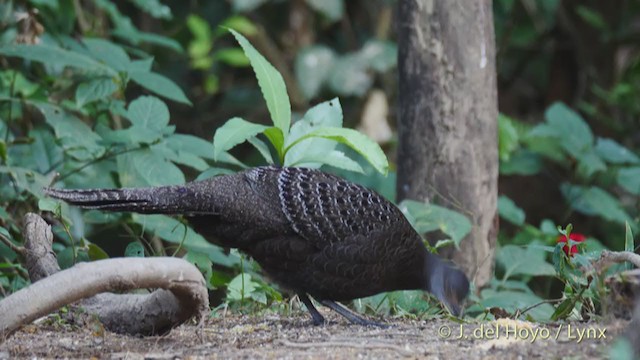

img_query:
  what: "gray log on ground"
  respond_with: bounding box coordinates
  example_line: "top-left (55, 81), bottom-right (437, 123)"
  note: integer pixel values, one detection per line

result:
top-left (0, 213), bottom-right (208, 338)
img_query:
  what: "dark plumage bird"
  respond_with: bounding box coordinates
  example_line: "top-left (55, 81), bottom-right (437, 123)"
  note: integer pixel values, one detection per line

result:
top-left (45, 166), bottom-right (469, 325)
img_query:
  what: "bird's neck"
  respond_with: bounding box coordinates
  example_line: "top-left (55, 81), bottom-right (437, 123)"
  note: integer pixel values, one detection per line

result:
top-left (423, 252), bottom-right (445, 293)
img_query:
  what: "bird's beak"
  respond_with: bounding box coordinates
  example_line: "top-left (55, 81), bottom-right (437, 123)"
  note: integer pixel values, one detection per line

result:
top-left (442, 296), bottom-right (462, 317)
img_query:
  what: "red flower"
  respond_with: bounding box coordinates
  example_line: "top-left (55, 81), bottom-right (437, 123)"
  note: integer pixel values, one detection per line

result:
top-left (557, 233), bottom-right (586, 257)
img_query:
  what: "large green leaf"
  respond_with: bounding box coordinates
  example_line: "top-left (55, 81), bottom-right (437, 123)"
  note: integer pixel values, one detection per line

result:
top-left (83, 38), bottom-right (131, 71)
top-left (500, 149), bottom-right (543, 175)
top-left (292, 150), bottom-right (364, 173)
top-left (595, 138), bottom-right (640, 165)
top-left (529, 102), bottom-right (593, 159)
top-left (196, 167), bottom-right (236, 181)
top-left (75, 77), bottom-right (118, 107)
top-left (0, 166), bottom-right (52, 198)
top-left (117, 149), bottom-right (185, 187)
top-left (497, 195), bottom-right (526, 226)
top-left (561, 184), bottom-right (633, 224)
top-left (496, 244), bottom-right (556, 277)
top-left (127, 95), bottom-right (170, 131)
top-left (34, 103), bottom-right (105, 161)
top-left (213, 117), bottom-right (270, 161)
top-left (100, 126), bottom-right (164, 145)
top-left (286, 127), bottom-right (388, 175)
top-left (157, 145), bottom-right (209, 171)
top-left (576, 149), bottom-right (606, 178)
top-left (618, 167), bottom-right (640, 195)
top-left (28, 127), bottom-right (64, 174)
top-left (115, 30), bottom-right (183, 52)
top-left (480, 289), bottom-right (555, 321)
top-left (165, 134), bottom-right (214, 158)
top-left (0, 43), bottom-right (116, 75)
top-left (247, 137), bottom-right (274, 164)
top-left (229, 29), bottom-right (291, 135)
top-left (227, 273), bottom-right (258, 301)
top-left (129, 71), bottom-right (191, 105)
top-left (284, 98), bottom-right (343, 167)
top-left (399, 200), bottom-right (472, 247)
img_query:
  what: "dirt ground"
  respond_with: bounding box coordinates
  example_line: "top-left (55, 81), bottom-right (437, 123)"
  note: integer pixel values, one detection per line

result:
top-left (0, 310), bottom-right (629, 359)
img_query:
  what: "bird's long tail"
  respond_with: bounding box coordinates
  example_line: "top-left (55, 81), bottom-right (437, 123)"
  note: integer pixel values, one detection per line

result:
top-left (44, 184), bottom-right (216, 215)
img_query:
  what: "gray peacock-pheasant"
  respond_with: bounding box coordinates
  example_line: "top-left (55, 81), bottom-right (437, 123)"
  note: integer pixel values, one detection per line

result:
top-left (44, 166), bottom-right (469, 326)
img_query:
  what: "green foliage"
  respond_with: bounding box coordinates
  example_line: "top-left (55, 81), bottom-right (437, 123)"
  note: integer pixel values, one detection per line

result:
top-left (230, 29), bottom-right (291, 135)
top-left (399, 200), bottom-right (472, 249)
top-left (124, 241), bottom-right (145, 257)
top-left (497, 195), bottom-right (525, 226)
top-left (186, 15), bottom-right (255, 94)
top-left (213, 30), bottom-right (389, 175)
top-left (294, 40), bottom-right (397, 99)
top-left (499, 102), bottom-right (638, 231)
top-left (0, 1), bottom-right (241, 302)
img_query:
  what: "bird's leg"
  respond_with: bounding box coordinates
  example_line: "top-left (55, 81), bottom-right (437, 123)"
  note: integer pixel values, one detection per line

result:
top-left (320, 300), bottom-right (388, 328)
top-left (298, 293), bottom-right (326, 325)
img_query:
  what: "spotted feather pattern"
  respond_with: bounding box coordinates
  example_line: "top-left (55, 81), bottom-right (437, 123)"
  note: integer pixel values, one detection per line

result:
top-left (275, 167), bottom-right (398, 243)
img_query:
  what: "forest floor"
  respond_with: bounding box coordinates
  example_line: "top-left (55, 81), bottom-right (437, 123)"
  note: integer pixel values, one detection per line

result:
top-left (0, 310), bottom-right (629, 359)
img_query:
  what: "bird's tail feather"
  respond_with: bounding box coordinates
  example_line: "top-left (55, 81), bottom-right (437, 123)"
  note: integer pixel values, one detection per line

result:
top-left (43, 185), bottom-right (213, 215)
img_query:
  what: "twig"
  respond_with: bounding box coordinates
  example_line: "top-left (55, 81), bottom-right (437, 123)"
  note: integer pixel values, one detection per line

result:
top-left (0, 233), bottom-right (25, 257)
top-left (516, 298), bottom-right (564, 317)
top-left (277, 339), bottom-right (414, 357)
top-left (593, 250), bottom-right (640, 272)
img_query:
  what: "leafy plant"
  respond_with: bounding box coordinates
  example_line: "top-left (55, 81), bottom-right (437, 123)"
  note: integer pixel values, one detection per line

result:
top-left (212, 29), bottom-right (389, 176)
top-left (500, 102), bottom-right (638, 233)
top-left (0, 4), bottom-right (242, 298)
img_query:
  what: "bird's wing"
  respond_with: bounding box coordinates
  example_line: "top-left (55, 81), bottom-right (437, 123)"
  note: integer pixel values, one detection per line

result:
top-left (275, 167), bottom-right (403, 244)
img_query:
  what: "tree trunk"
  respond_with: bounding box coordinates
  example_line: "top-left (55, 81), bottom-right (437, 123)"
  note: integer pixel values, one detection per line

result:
top-left (396, 0), bottom-right (499, 287)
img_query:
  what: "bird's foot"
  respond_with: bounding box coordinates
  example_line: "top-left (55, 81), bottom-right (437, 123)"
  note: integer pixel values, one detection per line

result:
top-left (320, 300), bottom-right (389, 328)
top-left (298, 293), bottom-right (327, 326)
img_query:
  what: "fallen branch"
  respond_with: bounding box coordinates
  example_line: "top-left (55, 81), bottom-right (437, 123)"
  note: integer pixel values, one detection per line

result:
top-left (0, 213), bottom-right (209, 338)
top-left (594, 250), bottom-right (640, 271)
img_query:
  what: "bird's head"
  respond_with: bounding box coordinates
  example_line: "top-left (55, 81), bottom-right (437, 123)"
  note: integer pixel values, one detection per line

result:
top-left (425, 257), bottom-right (470, 316)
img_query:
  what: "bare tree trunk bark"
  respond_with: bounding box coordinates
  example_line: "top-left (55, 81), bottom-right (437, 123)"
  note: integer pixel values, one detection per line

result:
top-left (396, 0), bottom-right (499, 287)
